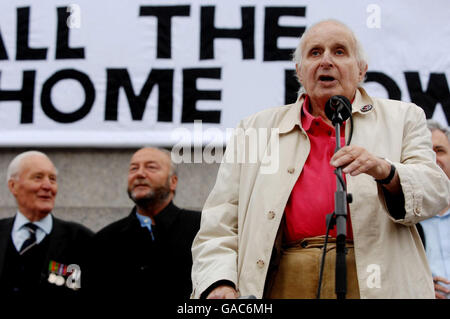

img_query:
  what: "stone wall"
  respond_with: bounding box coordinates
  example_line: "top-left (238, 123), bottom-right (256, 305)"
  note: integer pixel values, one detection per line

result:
top-left (0, 148), bottom-right (219, 232)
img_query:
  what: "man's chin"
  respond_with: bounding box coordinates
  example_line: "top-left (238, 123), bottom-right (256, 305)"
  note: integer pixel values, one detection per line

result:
top-left (131, 190), bottom-right (154, 201)
top-left (35, 208), bottom-right (53, 218)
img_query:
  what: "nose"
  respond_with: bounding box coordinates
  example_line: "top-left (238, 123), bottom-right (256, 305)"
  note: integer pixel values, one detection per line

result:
top-left (40, 177), bottom-right (53, 191)
top-left (134, 165), bottom-right (146, 177)
top-left (320, 51), bottom-right (333, 68)
top-left (436, 156), bottom-right (443, 169)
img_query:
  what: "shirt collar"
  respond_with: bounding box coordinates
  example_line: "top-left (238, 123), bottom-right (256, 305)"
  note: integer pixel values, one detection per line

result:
top-left (438, 207), bottom-right (450, 218)
top-left (136, 211), bottom-right (153, 227)
top-left (13, 210), bottom-right (53, 235)
top-left (278, 87), bottom-right (375, 135)
top-left (301, 95), bottom-right (315, 131)
top-left (135, 201), bottom-right (178, 232)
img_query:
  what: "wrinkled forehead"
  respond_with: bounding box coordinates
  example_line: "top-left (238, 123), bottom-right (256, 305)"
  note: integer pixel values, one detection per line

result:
top-left (432, 129), bottom-right (450, 147)
top-left (20, 155), bottom-right (57, 176)
top-left (130, 148), bottom-right (171, 167)
top-left (301, 22), bottom-right (357, 54)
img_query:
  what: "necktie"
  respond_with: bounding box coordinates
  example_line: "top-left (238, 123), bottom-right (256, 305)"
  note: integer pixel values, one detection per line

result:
top-left (19, 223), bottom-right (39, 255)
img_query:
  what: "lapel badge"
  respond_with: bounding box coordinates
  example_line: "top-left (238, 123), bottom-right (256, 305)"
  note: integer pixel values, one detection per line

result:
top-left (360, 104), bottom-right (373, 112)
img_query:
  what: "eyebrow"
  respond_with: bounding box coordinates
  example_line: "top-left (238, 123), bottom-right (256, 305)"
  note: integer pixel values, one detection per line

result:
top-left (130, 160), bottom-right (160, 166)
top-left (306, 40), bottom-right (352, 51)
top-left (30, 171), bottom-right (57, 177)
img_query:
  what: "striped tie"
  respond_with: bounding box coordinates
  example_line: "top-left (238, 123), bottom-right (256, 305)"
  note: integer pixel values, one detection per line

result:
top-left (19, 223), bottom-right (39, 255)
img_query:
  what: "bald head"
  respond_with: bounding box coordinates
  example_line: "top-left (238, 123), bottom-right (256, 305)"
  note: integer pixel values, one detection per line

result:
top-left (294, 20), bottom-right (367, 68)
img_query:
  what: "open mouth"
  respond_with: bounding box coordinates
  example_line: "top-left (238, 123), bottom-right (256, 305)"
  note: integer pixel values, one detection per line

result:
top-left (318, 75), bottom-right (336, 82)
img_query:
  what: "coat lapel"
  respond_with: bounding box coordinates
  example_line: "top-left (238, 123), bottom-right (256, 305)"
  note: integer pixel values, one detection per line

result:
top-left (40, 217), bottom-right (66, 280)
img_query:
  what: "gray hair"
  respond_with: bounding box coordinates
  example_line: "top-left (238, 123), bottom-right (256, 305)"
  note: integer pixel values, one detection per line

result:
top-left (292, 19), bottom-right (368, 91)
top-left (158, 148), bottom-right (178, 177)
top-left (427, 119), bottom-right (450, 142)
top-left (6, 151), bottom-right (55, 183)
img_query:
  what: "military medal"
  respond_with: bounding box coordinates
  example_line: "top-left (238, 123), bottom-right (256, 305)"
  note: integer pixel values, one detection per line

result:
top-left (48, 260), bottom-right (68, 286)
top-left (55, 275), bottom-right (65, 286)
top-left (48, 272), bottom-right (57, 284)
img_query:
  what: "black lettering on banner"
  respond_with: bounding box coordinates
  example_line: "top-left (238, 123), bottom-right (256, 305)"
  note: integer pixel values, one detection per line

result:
top-left (284, 69), bottom-right (300, 104)
top-left (264, 7), bottom-right (306, 61)
top-left (16, 7), bottom-right (47, 60)
top-left (364, 71), bottom-right (402, 100)
top-left (55, 7), bottom-right (85, 59)
top-left (0, 29), bottom-right (8, 59)
top-left (405, 72), bottom-right (450, 122)
top-left (182, 68), bottom-right (221, 123)
top-left (41, 69), bottom-right (95, 123)
top-left (139, 5), bottom-right (190, 59)
top-left (105, 68), bottom-right (174, 122)
top-left (0, 70), bottom-right (35, 123)
top-left (200, 6), bottom-right (255, 60)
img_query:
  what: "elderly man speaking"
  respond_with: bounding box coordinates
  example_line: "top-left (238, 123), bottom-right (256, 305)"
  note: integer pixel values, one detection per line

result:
top-left (191, 20), bottom-right (450, 299)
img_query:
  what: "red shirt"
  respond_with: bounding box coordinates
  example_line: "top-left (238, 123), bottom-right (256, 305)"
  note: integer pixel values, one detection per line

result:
top-left (283, 96), bottom-right (353, 243)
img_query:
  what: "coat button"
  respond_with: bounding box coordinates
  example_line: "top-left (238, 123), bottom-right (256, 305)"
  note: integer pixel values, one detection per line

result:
top-left (268, 210), bottom-right (275, 220)
top-left (287, 167), bottom-right (295, 174)
top-left (257, 259), bottom-right (265, 268)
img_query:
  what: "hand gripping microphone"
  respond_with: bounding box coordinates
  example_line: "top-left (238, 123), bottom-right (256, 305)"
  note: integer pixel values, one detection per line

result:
top-left (324, 95), bottom-right (352, 125)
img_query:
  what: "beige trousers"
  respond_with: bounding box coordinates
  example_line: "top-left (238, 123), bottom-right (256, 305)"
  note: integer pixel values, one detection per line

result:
top-left (266, 236), bottom-right (360, 299)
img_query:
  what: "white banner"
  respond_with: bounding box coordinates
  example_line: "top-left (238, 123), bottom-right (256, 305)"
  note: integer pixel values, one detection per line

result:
top-left (0, 0), bottom-right (449, 147)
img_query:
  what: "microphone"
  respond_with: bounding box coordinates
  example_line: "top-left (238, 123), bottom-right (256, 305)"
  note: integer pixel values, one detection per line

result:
top-left (325, 95), bottom-right (352, 124)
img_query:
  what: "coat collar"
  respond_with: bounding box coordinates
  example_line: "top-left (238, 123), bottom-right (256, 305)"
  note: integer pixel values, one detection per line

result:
top-left (129, 201), bottom-right (180, 233)
top-left (278, 87), bottom-right (375, 134)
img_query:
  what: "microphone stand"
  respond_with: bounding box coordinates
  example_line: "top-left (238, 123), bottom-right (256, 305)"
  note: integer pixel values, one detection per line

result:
top-left (328, 112), bottom-right (352, 300)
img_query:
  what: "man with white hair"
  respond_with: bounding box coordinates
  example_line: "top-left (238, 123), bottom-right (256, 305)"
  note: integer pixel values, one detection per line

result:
top-left (191, 19), bottom-right (450, 299)
top-left (0, 151), bottom-right (93, 295)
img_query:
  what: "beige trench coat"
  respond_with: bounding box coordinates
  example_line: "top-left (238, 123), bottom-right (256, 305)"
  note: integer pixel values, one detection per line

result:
top-left (191, 88), bottom-right (450, 299)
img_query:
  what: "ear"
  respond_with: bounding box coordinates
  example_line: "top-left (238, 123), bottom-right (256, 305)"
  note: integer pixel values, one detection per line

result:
top-left (169, 174), bottom-right (178, 192)
top-left (8, 179), bottom-right (17, 196)
top-left (359, 63), bottom-right (368, 83)
top-left (295, 64), bottom-right (304, 84)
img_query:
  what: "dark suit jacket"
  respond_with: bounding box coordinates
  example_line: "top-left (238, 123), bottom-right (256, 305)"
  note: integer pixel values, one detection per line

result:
top-left (84, 202), bottom-right (201, 300)
top-left (0, 215), bottom-right (93, 295)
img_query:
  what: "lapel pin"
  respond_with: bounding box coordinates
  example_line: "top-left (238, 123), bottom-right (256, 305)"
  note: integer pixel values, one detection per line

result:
top-left (360, 104), bottom-right (373, 112)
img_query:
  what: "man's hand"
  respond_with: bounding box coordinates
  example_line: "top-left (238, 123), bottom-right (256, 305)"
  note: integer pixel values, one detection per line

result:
top-left (433, 276), bottom-right (450, 299)
top-left (207, 285), bottom-right (239, 299)
top-left (330, 145), bottom-right (401, 193)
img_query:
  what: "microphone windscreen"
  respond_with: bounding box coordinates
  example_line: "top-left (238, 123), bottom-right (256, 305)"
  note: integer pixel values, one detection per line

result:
top-left (325, 95), bottom-right (352, 123)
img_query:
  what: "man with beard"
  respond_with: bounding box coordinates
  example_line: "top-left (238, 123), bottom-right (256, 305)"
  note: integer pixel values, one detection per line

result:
top-left (84, 147), bottom-right (201, 299)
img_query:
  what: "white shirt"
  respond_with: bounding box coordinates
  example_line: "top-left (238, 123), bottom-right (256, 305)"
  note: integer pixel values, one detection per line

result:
top-left (11, 211), bottom-right (53, 252)
top-left (420, 208), bottom-right (450, 280)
